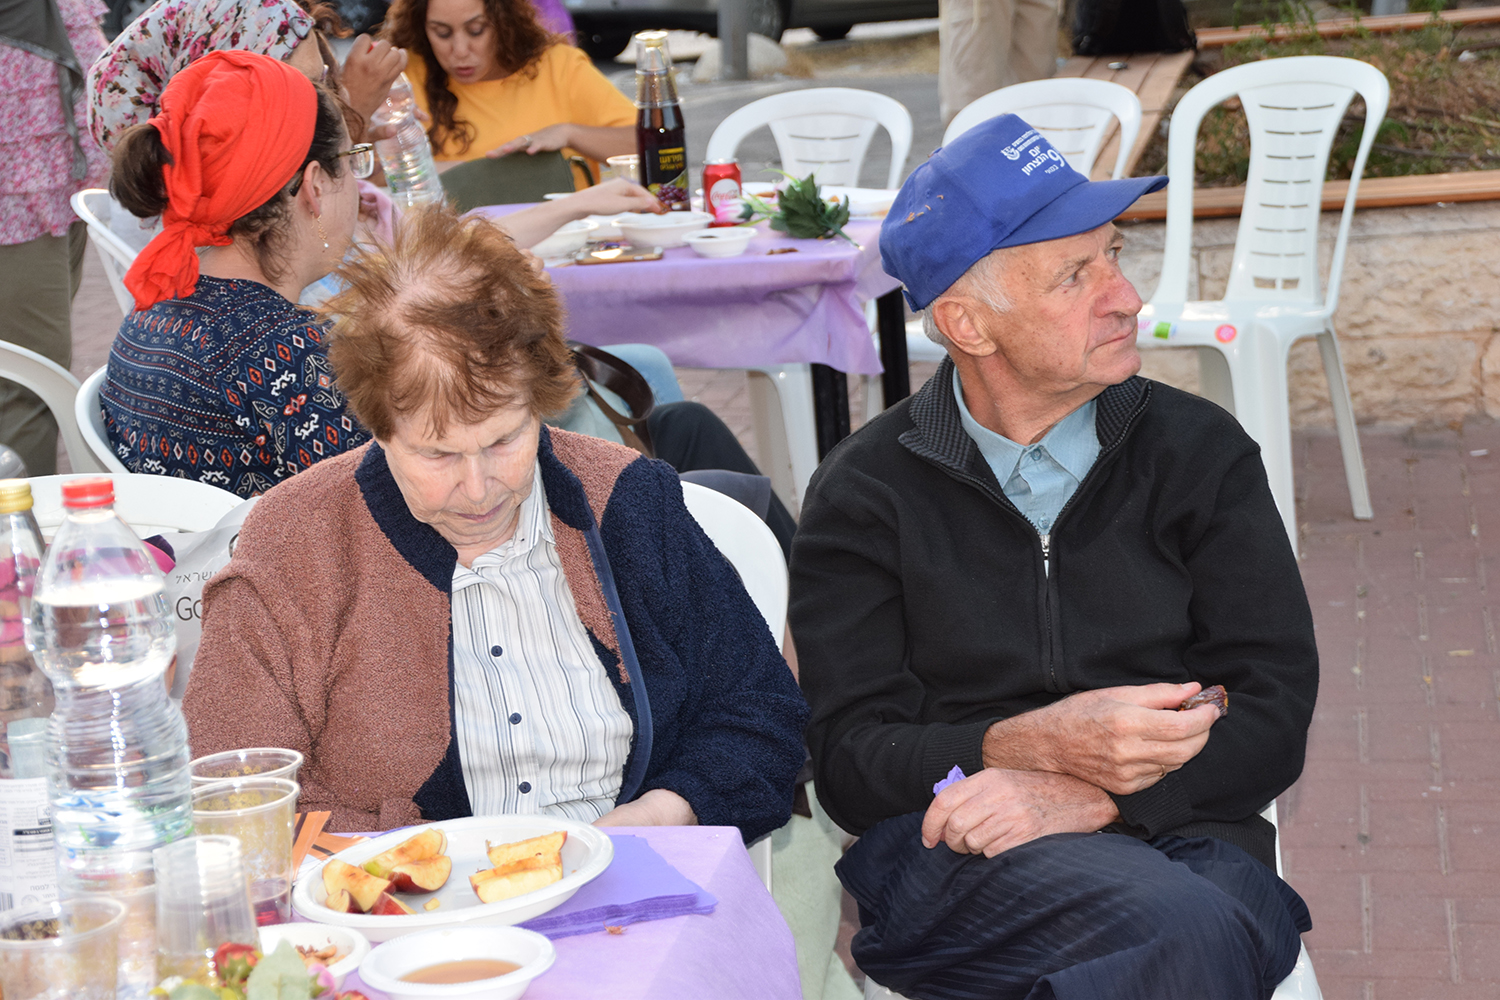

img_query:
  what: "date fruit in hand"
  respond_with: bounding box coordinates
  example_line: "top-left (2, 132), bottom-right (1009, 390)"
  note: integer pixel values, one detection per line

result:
top-left (1178, 684), bottom-right (1228, 718)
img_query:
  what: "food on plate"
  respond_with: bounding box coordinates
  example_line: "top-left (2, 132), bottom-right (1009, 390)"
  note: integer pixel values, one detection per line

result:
top-left (423, 898), bottom-right (442, 911)
top-left (362, 828), bottom-right (448, 879)
top-left (324, 888), bottom-right (355, 913)
top-left (295, 942), bottom-right (344, 966)
top-left (323, 860), bottom-right (391, 913)
top-left (365, 892), bottom-right (417, 916)
top-left (388, 854), bottom-right (452, 894)
top-left (485, 831), bottom-right (566, 870)
top-left (1178, 684), bottom-right (1229, 718)
top-left (400, 958), bottom-right (522, 984)
top-left (470, 863), bottom-right (564, 904)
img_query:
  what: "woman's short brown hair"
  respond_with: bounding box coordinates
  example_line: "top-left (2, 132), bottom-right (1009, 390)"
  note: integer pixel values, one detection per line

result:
top-left (323, 205), bottom-right (578, 440)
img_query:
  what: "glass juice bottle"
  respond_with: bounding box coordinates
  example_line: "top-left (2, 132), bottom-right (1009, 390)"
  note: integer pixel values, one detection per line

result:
top-left (634, 31), bottom-right (689, 211)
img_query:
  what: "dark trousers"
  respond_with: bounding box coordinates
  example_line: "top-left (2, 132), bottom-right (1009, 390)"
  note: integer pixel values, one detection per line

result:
top-left (647, 401), bottom-right (796, 558)
top-left (838, 812), bottom-right (1311, 1000)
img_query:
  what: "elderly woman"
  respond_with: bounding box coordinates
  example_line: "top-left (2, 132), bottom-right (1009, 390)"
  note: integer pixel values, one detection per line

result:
top-left (385, 0), bottom-right (635, 169)
top-left (183, 205), bottom-right (808, 836)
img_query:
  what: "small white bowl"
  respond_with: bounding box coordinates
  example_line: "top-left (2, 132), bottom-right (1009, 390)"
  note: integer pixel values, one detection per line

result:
top-left (682, 227), bottom-right (756, 258)
top-left (258, 923), bottom-right (369, 992)
top-left (614, 210), bottom-right (713, 248)
top-left (528, 219), bottom-right (597, 259)
top-left (358, 925), bottom-right (556, 1000)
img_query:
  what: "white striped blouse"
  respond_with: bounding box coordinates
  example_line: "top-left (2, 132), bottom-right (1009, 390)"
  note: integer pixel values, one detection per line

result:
top-left (449, 464), bottom-right (635, 822)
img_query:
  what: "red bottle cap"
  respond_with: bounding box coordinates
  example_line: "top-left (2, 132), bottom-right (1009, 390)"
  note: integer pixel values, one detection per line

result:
top-left (60, 478), bottom-right (115, 510)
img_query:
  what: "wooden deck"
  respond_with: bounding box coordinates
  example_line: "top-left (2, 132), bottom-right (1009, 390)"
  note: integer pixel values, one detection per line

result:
top-left (1054, 50), bottom-right (1196, 181)
top-left (1117, 167), bottom-right (1500, 221)
top-left (1194, 5), bottom-right (1500, 48)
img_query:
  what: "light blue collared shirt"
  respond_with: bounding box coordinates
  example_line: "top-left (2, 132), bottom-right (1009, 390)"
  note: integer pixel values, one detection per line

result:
top-left (952, 367), bottom-right (1101, 535)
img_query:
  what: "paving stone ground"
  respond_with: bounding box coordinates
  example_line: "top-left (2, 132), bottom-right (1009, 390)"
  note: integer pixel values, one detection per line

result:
top-left (64, 201), bottom-right (1500, 1000)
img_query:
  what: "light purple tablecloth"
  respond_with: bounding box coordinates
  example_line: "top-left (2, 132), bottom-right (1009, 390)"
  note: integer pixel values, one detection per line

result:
top-left (477, 206), bottom-right (900, 375)
top-left (340, 826), bottom-right (801, 1000)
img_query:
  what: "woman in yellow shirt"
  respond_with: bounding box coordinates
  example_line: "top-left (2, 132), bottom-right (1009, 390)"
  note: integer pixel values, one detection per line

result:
top-left (385, 0), bottom-right (637, 175)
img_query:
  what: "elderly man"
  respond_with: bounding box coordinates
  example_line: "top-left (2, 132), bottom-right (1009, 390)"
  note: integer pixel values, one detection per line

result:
top-left (789, 114), bottom-right (1316, 999)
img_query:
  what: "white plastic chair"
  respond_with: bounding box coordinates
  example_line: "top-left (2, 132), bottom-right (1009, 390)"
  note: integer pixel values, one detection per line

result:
top-left (70, 189), bottom-right (138, 316)
top-left (942, 78), bottom-right (1144, 180)
top-left (705, 87), bottom-right (914, 189)
top-left (706, 89), bottom-right (915, 512)
top-left (1137, 56), bottom-right (1387, 549)
top-left (27, 473), bottom-right (243, 537)
top-left (863, 800), bottom-right (1321, 999)
top-left (680, 480), bottom-right (789, 893)
top-left (75, 367), bottom-right (130, 474)
top-left (0, 340), bottom-right (109, 475)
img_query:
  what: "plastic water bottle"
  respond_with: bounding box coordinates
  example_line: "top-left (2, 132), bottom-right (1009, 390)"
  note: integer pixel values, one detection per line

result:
top-left (0, 480), bottom-right (57, 913)
top-left (372, 72), bottom-right (443, 210)
top-left (26, 477), bottom-right (192, 998)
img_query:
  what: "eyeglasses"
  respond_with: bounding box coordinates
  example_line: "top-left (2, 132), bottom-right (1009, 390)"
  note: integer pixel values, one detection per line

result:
top-left (335, 143), bottom-right (376, 180)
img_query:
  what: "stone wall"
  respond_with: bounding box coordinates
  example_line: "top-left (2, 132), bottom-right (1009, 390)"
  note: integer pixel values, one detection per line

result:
top-left (1115, 199), bottom-right (1500, 430)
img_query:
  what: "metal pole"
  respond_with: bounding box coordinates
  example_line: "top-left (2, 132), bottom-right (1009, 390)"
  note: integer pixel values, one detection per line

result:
top-left (719, 0), bottom-right (749, 80)
top-left (1371, 0), bottom-right (1407, 14)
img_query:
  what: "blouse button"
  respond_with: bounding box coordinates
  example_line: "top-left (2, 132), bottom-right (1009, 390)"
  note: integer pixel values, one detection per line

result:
top-left (509, 713), bottom-right (522, 725)
top-left (518, 781), bottom-right (532, 794)
top-left (490, 645), bottom-right (503, 657)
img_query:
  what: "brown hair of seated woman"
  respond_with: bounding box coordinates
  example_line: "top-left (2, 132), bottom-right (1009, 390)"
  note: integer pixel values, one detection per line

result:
top-left (109, 83), bottom-right (352, 286)
top-left (323, 203), bottom-right (579, 438)
top-left (383, 0), bottom-right (556, 156)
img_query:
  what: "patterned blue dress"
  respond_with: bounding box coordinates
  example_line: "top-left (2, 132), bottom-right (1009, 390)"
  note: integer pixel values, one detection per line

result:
top-left (101, 276), bottom-right (370, 498)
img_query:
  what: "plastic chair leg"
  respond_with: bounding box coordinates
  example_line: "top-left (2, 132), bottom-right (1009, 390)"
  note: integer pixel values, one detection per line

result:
top-left (1271, 941), bottom-right (1323, 1000)
top-left (1317, 326), bottom-right (1373, 521)
top-left (746, 365), bottom-right (819, 517)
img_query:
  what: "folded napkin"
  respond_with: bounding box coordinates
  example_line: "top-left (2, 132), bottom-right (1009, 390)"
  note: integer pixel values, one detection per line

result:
top-left (519, 834), bottom-right (716, 939)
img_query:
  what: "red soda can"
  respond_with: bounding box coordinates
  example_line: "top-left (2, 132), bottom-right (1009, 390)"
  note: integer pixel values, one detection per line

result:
top-left (703, 159), bottom-right (742, 227)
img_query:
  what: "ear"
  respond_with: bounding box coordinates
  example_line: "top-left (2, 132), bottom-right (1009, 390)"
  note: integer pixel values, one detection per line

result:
top-left (295, 160), bottom-right (331, 219)
top-left (933, 296), bottom-right (997, 358)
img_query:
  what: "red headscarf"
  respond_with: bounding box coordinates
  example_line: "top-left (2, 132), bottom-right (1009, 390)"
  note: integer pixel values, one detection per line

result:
top-left (124, 50), bottom-right (318, 311)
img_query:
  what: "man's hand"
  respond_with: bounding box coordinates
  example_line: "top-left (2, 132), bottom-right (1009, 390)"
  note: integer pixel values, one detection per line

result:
top-left (488, 124), bottom-right (574, 158)
top-left (341, 35), bottom-right (407, 123)
top-left (982, 682), bottom-right (1221, 795)
top-left (921, 768), bottom-right (1119, 858)
top-left (594, 788), bottom-right (697, 828)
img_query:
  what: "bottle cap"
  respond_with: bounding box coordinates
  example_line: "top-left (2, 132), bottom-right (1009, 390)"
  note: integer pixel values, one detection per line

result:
top-left (60, 477), bottom-right (115, 510)
top-left (0, 480), bottom-right (31, 515)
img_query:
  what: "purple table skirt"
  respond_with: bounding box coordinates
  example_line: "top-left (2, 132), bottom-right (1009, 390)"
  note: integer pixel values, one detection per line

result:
top-left (477, 206), bottom-right (901, 375)
top-left (339, 826), bottom-right (800, 1000)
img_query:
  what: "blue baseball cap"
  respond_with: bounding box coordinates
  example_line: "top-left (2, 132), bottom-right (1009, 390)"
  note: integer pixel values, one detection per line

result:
top-left (880, 114), bottom-right (1168, 310)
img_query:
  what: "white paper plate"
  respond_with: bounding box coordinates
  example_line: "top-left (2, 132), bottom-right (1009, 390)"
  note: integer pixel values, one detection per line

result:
top-left (291, 815), bottom-right (613, 943)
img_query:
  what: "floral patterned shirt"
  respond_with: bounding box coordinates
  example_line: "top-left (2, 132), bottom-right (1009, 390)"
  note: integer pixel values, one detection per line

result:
top-left (100, 275), bottom-right (370, 497)
top-left (0, 0), bottom-right (110, 246)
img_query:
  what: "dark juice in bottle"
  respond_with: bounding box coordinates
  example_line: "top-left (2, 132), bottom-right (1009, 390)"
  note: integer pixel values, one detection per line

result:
top-left (634, 31), bottom-right (689, 210)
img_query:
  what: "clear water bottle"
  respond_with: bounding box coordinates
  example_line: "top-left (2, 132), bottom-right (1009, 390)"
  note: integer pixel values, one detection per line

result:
top-left (25, 478), bottom-right (192, 998)
top-left (0, 480), bottom-right (57, 913)
top-left (372, 72), bottom-right (443, 210)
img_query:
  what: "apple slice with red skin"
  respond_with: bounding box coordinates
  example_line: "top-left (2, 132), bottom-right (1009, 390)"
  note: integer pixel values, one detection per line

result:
top-left (365, 892), bottom-right (416, 916)
top-left (323, 859), bottom-right (391, 913)
top-left (323, 888), bottom-right (354, 913)
top-left (485, 831), bottom-right (566, 870)
top-left (388, 854), bottom-right (452, 894)
top-left (470, 863), bottom-right (562, 904)
top-left (362, 828), bottom-right (448, 879)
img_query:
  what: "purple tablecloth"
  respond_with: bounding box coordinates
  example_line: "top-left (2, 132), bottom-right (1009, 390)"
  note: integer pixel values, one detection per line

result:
top-left (340, 826), bottom-right (800, 1000)
top-left (477, 206), bottom-right (900, 375)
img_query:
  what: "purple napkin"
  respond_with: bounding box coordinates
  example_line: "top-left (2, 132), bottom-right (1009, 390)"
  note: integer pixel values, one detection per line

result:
top-left (933, 765), bottom-right (967, 795)
top-left (518, 834), bottom-right (716, 939)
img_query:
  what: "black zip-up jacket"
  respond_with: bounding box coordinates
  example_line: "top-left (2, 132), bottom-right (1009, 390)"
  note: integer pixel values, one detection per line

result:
top-left (789, 358), bottom-right (1318, 868)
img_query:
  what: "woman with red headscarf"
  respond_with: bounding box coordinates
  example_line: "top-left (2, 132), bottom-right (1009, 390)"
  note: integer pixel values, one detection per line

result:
top-left (100, 50), bottom-right (374, 497)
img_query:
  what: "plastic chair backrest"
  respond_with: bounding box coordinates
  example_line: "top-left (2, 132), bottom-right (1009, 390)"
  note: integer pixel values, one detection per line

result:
top-left (70, 189), bottom-right (138, 316)
top-left (679, 481), bottom-right (788, 650)
top-left (705, 88), bottom-right (914, 189)
top-left (75, 367), bottom-right (129, 474)
top-left (27, 473), bottom-right (243, 538)
top-left (439, 152), bottom-right (580, 213)
top-left (1154, 56), bottom-right (1389, 313)
top-left (942, 78), bottom-right (1143, 180)
top-left (0, 340), bottom-right (107, 474)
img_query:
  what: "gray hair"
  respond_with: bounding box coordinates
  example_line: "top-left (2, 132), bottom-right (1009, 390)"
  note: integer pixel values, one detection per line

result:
top-left (920, 248), bottom-right (1015, 346)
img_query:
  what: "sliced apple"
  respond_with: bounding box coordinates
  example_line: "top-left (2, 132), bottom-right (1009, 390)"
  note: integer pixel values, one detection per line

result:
top-left (362, 829), bottom-right (448, 879)
top-left (323, 888), bottom-right (354, 913)
top-left (470, 863), bottom-right (562, 904)
top-left (485, 831), bottom-right (566, 871)
top-left (388, 854), bottom-right (452, 894)
top-left (322, 859), bottom-right (391, 913)
top-left (423, 898), bottom-right (441, 911)
top-left (365, 891), bottom-right (416, 916)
